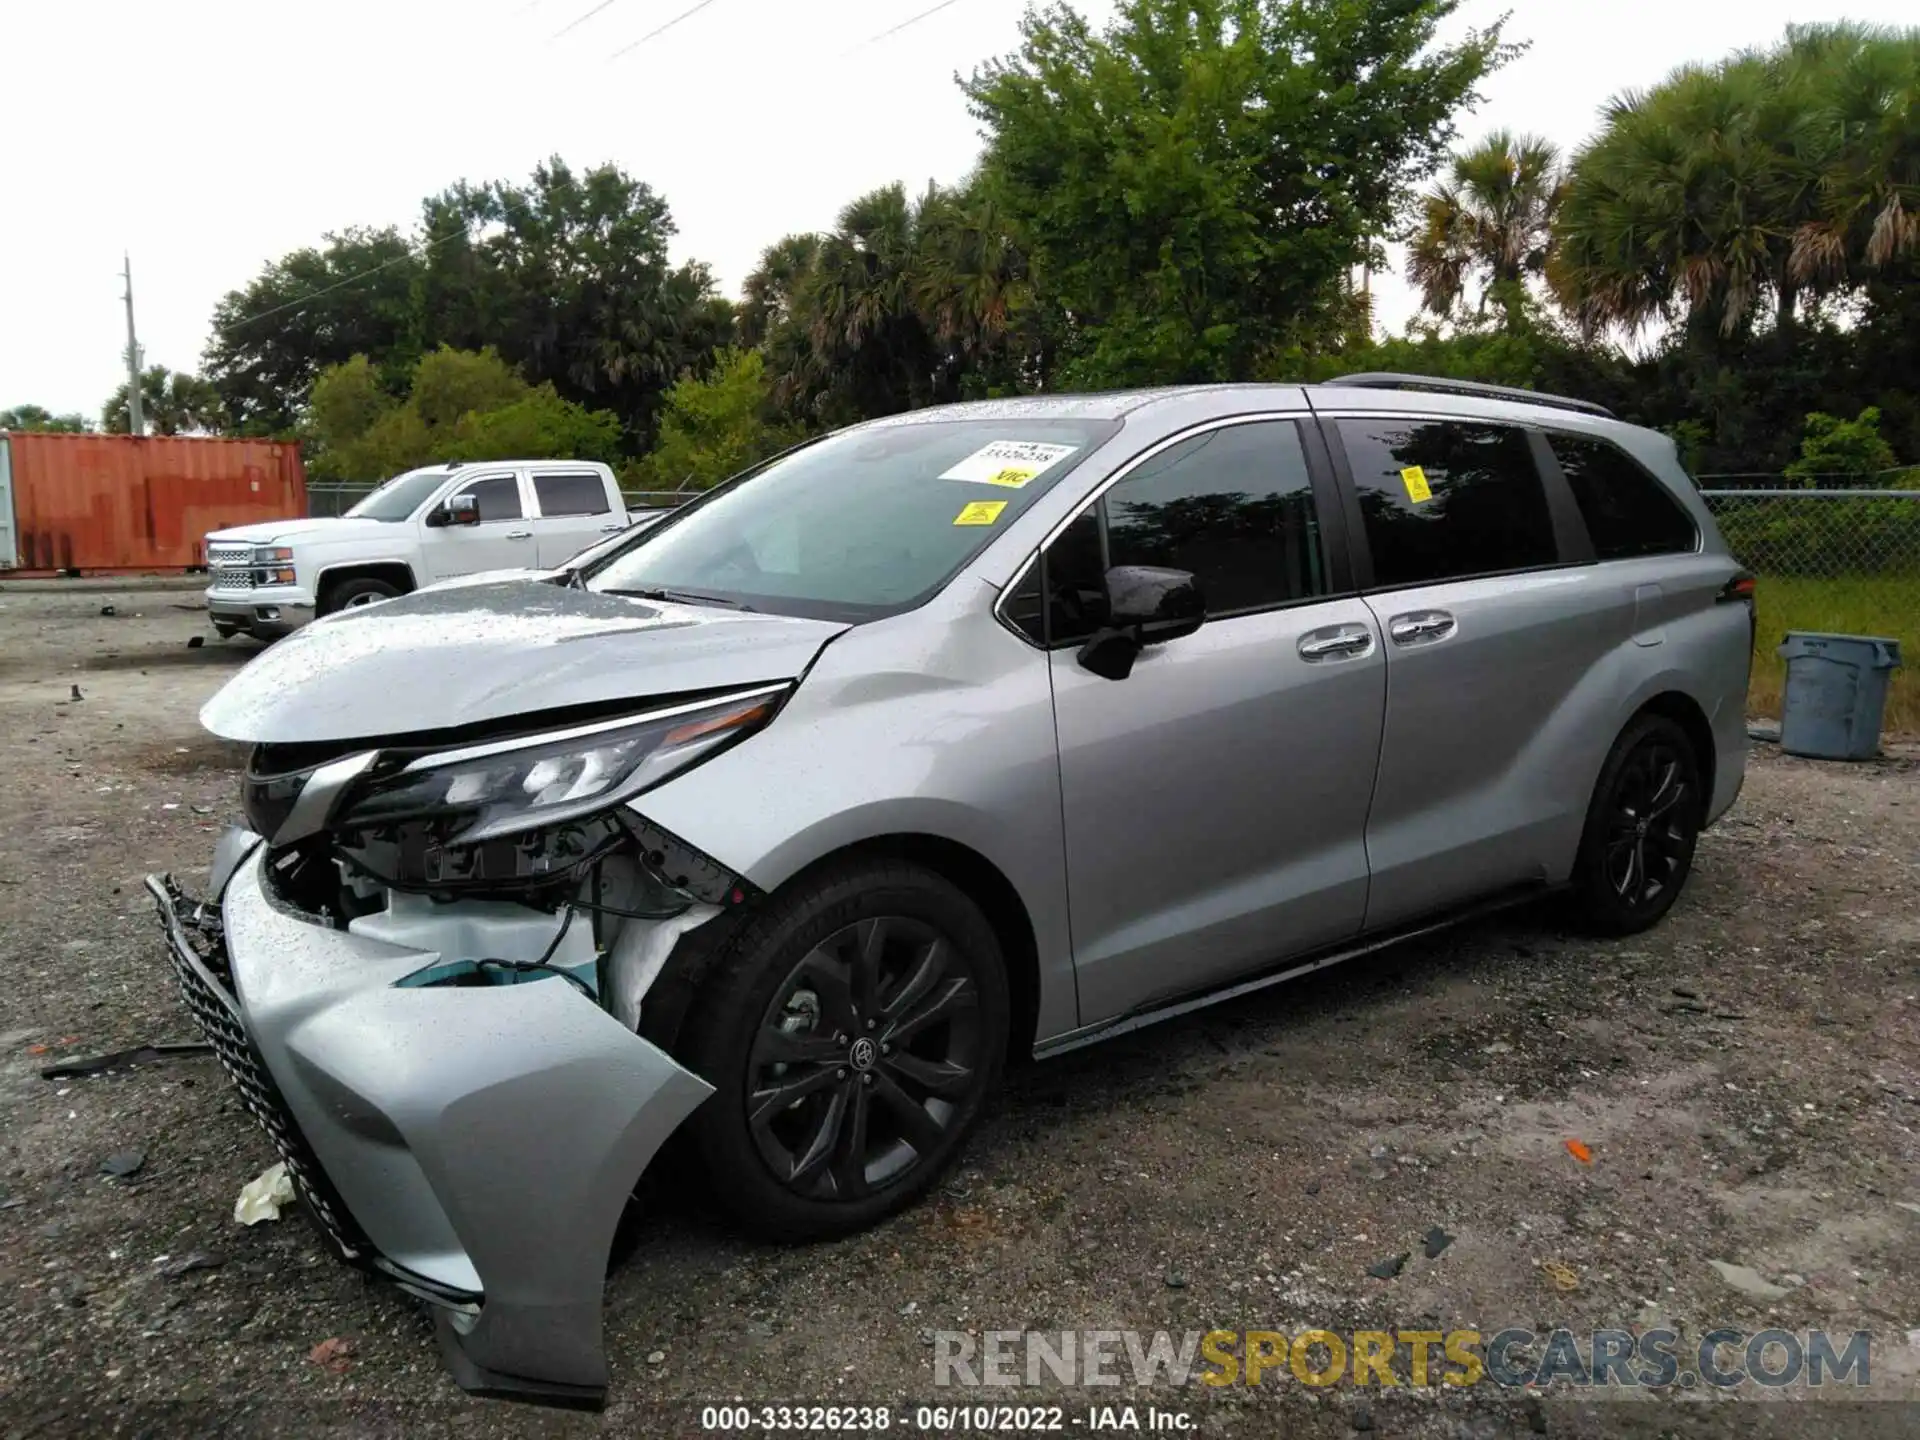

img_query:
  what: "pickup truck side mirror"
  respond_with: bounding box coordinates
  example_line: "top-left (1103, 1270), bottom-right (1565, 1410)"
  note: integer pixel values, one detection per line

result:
top-left (1075, 565), bottom-right (1205, 681)
top-left (428, 493), bottom-right (481, 528)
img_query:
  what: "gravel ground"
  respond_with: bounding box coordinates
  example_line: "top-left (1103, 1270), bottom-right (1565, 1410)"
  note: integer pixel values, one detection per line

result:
top-left (1, 583), bottom-right (1917, 1439)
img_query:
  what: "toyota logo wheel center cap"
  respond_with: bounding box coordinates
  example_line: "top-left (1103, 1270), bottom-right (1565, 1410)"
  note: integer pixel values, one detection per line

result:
top-left (849, 1037), bottom-right (878, 1071)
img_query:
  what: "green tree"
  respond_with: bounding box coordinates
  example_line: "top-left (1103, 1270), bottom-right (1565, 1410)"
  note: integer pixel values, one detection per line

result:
top-left (302, 346), bottom-right (624, 480)
top-left (633, 348), bottom-right (801, 490)
top-left (445, 386), bottom-right (624, 464)
top-left (205, 227), bottom-right (424, 434)
top-left (103, 367), bottom-right (228, 435)
top-left (0, 404), bottom-right (90, 433)
top-left (1407, 131), bottom-right (1564, 330)
top-left (1782, 23), bottom-right (1920, 291)
top-left (1784, 406), bottom-right (1901, 482)
top-left (963, 0), bottom-right (1513, 387)
top-left (1552, 25), bottom-right (1919, 340)
top-left (418, 157), bottom-right (734, 445)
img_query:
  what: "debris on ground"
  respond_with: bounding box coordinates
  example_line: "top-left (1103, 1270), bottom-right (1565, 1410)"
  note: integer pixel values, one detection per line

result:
top-left (1707, 1259), bottom-right (1797, 1301)
top-left (185, 635), bottom-right (205, 650)
top-left (1564, 1139), bottom-right (1593, 1164)
top-left (1423, 1226), bottom-right (1454, 1259)
top-left (69, 684), bottom-right (83, 702)
top-left (1164, 1270), bottom-right (1188, 1289)
top-left (39, 1042), bottom-right (212, 1081)
top-left (0, 1196), bottom-right (26, 1211)
top-left (99, 605), bottom-right (116, 617)
top-left (99, 1151), bottom-right (145, 1179)
top-left (1365, 1252), bottom-right (1409, 1280)
top-left (1539, 1259), bottom-right (1580, 1292)
top-left (647, 1350), bottom-right (667, 1365)
top-left (160, 1251), bottom-right (223, 1279)
top-left (308, 1336), bottom-right (355, 1373)
top-left (234, 1162), bottom-right (295, 1225)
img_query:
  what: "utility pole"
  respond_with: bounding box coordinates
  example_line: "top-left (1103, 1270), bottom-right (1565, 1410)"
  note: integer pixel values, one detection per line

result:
top-left (121, 253), bottom-right (145, 437)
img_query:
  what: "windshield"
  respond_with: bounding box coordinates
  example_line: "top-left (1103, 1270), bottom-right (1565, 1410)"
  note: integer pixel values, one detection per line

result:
top-left (587, 419), bottom-right (1115, 620)
top-left (345, 467), bottom-right (453, 522)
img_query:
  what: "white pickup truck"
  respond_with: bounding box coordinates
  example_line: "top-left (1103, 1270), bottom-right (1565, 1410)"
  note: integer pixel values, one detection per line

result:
top-left (203, 460), bottom-right (651, 640)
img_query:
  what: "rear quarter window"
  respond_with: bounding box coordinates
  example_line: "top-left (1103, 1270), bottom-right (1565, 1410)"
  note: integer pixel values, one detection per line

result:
top-left (1548, 433), bottom-right (1699, 558)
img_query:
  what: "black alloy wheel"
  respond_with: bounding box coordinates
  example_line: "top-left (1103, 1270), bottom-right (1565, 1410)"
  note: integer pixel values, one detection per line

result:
top-left (1572, 714), bottom-right (1704, 935)
top-left (678, 859), bottom-right (1008, 1241)
top-left (747, 915), bottom-right (983, 1201)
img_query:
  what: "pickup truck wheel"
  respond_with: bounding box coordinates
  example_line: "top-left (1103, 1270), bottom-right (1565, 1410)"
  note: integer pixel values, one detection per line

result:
top-left (319, 577), bottom-right (400, 615)
top-left (677, 859), bottom-right (1009, 1242)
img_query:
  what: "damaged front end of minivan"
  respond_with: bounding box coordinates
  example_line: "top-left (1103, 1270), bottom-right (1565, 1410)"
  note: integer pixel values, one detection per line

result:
top-left (146, 589), bottom-right (836, 1407)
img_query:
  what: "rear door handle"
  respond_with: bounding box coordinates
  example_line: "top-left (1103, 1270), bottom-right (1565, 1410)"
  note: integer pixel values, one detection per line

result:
top-left (1298, 625), bottom-right (1376, 661)
top-left (598, 523), bottom-right (625, 533)
top-left (506, 529), bottom-right (533, 540)
top-left (1388, 609), bottom-right (1456, 646)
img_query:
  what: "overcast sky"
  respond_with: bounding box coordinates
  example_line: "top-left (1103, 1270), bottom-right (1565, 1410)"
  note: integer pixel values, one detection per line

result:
top-left (3, 0), bottom-right (1909, 420)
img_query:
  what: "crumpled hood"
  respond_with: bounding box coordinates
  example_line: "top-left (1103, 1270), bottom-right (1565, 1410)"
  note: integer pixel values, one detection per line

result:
top-left (207, 517), bottom-right (395, 547)
top-left (200, 576), bottom-right (850, 744)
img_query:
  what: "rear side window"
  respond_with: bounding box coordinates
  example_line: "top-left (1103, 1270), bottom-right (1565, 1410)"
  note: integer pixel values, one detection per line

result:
top-left (1548, 434), bottom-right (1698, 558)
top-left (1338, 419), bottom-right (1557, 588)
top-left (1023, 420), bottom-right (1326, 645)
top-left (534, 471), bottom-right (611, 517)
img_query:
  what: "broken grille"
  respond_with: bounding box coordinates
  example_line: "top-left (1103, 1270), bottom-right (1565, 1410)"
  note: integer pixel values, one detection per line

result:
top-left (148, 877), bottom-right (369, 1262)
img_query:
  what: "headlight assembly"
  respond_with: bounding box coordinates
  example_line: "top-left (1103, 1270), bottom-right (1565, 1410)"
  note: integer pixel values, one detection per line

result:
top-left (336, 685), bottom-right (786, 844)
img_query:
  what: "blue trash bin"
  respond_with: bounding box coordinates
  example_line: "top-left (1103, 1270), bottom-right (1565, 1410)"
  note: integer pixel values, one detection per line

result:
top-left (1776, 632), bottom-right (1903, 760)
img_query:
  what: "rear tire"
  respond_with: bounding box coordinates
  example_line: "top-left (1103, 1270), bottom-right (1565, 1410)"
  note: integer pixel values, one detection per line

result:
top-left (677, 859), bottom-right (1008, 1242)
top-left (1569, 714), bottom-right (1704, 936)
top-left (319, 577), bottom-right (401, 615)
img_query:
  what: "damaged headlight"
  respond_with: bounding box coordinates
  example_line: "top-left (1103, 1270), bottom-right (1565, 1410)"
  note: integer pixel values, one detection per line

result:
top-left (336, 685), bottom-right (786, 844)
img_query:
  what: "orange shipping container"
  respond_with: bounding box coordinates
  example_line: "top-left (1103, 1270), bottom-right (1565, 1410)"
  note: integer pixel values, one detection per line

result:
top-left (0, 432), bottom-right (307, 575)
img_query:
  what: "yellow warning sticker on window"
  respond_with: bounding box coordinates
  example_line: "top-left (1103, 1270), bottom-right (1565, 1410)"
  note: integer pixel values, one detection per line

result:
top-left (953, 500), bottom-right (1008, 526)
top-left (1400, 465), bottom-right (1433, 503)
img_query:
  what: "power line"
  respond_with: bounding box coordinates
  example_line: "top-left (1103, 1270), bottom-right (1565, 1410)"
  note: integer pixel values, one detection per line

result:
top-left (221, 223), bottom-right (474, 334)
top-left (552, 0), bottom-right (624, 40)
top-left (844, 0), bottom-right (967, 55)
top-left (609, 0), bottom-right (725, 60)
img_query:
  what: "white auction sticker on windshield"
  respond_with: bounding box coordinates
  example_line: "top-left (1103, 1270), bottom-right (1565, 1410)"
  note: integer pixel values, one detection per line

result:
top-left (939, 440), bottom-right (1078, 489)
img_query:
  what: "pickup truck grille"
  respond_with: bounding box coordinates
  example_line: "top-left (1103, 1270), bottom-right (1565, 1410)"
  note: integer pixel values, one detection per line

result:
top-left (208, 542), bottom-right (260, 593)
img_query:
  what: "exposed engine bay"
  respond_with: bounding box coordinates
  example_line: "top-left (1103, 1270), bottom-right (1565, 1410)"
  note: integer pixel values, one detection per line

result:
top-left (234, 690), bottom-right (777, 1035)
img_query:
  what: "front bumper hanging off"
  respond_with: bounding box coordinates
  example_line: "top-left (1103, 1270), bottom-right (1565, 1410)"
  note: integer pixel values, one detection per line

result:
top-left (146, 838), bottom-right (714, 1408)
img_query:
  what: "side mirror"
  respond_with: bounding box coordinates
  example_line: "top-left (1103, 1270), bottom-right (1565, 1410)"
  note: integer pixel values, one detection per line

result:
top-left (1075, 565), bottom-right (1204, 681)
top-left (429, 493), bottom-right (481, 528)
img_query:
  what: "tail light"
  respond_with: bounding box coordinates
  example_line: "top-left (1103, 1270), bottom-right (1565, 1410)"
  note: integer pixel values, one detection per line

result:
top-left (1718, 570), bottom-right (1757, 665)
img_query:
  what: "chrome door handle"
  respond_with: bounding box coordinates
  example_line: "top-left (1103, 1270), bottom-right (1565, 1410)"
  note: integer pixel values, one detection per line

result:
top-left (1298, 626), bottom-right (1375, 661)
top-left (1389, 610), bottom-right (1456, 645)
top-left (506, 529), bottom-right (533, 540)
top-left (598, 523), bottom-right (625, 533)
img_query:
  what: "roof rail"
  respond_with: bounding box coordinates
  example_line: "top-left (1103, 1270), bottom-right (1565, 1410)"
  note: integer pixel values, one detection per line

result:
top-left (1322, 372), bottom-right (1615, 420)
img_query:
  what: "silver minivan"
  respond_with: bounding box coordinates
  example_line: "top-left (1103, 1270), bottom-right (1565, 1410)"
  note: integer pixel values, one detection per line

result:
top-left (150, 376), bottom-right (1754, 1404)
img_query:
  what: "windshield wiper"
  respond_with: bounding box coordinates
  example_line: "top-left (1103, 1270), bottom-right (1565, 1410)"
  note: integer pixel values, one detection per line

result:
top-left (604, 586), bottom-right (756, 612)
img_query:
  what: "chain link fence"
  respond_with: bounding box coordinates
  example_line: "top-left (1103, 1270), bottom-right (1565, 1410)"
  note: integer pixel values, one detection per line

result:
top-left (1698, 476), bottom-right (1919, 731)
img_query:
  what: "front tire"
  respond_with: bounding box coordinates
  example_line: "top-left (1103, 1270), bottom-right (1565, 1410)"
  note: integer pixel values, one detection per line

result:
top-left (1570, 714), bottom-right (1704, 936)
top-left (678, 859), bottom-right (1009, 1242)
top-left (319, 577), bottom-right (401, 615)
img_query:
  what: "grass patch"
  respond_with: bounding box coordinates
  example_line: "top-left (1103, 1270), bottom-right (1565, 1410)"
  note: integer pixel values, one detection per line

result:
top-left (1748, 574), bottom-right (1918, 733)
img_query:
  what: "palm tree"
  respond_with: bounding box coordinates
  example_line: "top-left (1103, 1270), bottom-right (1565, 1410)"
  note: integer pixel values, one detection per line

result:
top-left (1551, 51), bottom-right (1818, 339)
top-left (1783, 22), bottom-right (1920, 290)
top-left (739, 234), bottom-right (822, 349)
top-left (103, 367), bottom-right (229, 435)
top-left (1407, 131), bottom-right (1564, 330)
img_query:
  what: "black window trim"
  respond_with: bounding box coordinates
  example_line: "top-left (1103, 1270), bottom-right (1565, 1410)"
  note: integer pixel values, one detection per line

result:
top-left (1315, 410), bottom-right (1597, 596)
top-left (1536, 427), bottom-right (1705, 561)
top-left (530, 468), bottom-right (613, 519)
top-left (992, 411), bottom-right (1356, 651)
